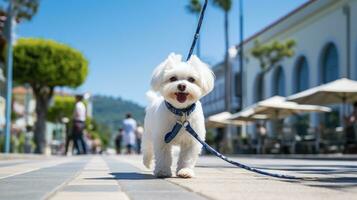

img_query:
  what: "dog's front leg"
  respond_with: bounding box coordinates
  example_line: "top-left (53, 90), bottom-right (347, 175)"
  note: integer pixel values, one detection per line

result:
top-left (176, 142), bottom-right (201, 178)
top-left (153, 142), bottom-right (173, 178)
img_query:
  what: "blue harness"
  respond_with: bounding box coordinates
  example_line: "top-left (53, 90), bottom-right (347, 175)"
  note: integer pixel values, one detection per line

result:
top-left (164, 101), bottom-right (302, 180)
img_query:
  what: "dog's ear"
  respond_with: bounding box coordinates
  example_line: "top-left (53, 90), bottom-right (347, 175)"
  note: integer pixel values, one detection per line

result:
top-left (188, 55), bottom-right (215, 96)
top-left (151, 53), bottom-right (182, 91)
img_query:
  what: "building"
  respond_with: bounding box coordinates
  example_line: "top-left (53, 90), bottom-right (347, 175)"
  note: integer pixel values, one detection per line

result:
top-left (201, 50), bottom-right (242, 153)
top-left (204, 0), bottom-right (357, 153)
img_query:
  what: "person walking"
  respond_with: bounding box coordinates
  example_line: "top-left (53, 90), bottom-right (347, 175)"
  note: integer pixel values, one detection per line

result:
top-left (72, 94), bottom-right (87, 155)
top-left (135, 125), bottom-right (144, 154)
top-left (344, 102), bottom-right (357, 153)
top-left (256, 122), bottom-right (267, 154)
top-left (122, 113), bottom-right (137, 154)
top-left (115, 128), bottom-right (124, 154)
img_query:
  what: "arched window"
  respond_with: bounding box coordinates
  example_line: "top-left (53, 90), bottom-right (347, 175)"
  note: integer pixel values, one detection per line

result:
top-left (322, 43), bottom-right (339, 83)
top-left (295, 57), bottom-right (309, 93)
top-left (274, 66), bottom-right (285, 96)
top-left (255, 74), bottom-right (263, 102)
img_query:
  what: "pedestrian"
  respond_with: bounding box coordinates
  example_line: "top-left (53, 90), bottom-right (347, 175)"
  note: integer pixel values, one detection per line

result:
top-left (122, 113), bottom-right (137, 154)
top-left (72, 94), bottom-right (87, 155)
top-left (344, 101), bottom-right (357, 153)
top-left (135, 124), bottom-right (144, 154)
top-left (64, 120), bottom-right (73, 155)
top-left (256, 122), bottom-right (267, 154)
top-left (214, 128), bottom-right (224, 152)
top-left (115, 128), bottom-right (123, 154)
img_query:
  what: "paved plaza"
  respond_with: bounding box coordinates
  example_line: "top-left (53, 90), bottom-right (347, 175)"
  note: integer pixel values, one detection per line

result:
top-left (0, 154), bottom-right (356, 200)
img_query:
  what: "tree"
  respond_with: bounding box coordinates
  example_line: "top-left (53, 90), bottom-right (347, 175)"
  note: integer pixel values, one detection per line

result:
top-left (0, 0), bottom-right (39, 22)
top-left (186, 0), bottom-right (202, 57)
top-left (251, 39), bottom-right (296, 73)
top-left (13, 38), bottom-right (89, 153)
top-left (0, 0), bottom-right (40, 62)
top-left (211, 0), bottom-right (232, 111)
top-left (47, 95), bottom-right (75, 123)
top-left (251, 39), bottom-right (296, 97)
top-left (251, 39), bottom-right (296, 144)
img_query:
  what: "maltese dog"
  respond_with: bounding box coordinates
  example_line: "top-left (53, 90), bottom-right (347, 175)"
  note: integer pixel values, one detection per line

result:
top-left (142, 53), bottom-right (214, 178)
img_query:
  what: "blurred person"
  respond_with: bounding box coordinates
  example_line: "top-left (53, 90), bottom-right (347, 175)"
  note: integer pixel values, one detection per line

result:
top-left (24, 125), bottom-right (33, 153)
top-left (122, 113), bottom-right (137, 154)
top-left (344, 102), bottom-right (357, 153)
top-left (64, 123), bottom-right (73, 155)
top-left (135, 124), bottom-right (144, 154)
top-left (115, 128), bottom-right (124, 154)
top-left (84, 131), bottom-right (93, 154)
top-left (214, 128), bottom-right (224, 152)
top-left (72, 94), bottom-right (87, 154)
top-left (256, 122), bottom-right (267, 154)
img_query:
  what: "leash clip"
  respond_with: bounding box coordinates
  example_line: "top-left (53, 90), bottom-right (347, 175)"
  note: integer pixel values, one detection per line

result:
top-left (181, 113), bottom-right (190, 127)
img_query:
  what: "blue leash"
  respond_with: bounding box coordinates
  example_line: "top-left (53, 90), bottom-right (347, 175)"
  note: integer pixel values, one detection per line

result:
top-left (174, 0), bottom-right (306, 180)
top-left (164, 102), bottom-right (302, 180)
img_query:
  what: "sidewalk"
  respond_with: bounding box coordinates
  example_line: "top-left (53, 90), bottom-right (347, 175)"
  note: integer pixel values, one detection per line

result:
top-left (225, 153), bottom-right (357, 161)
top-left (0, 154), bottom-right (356, 200)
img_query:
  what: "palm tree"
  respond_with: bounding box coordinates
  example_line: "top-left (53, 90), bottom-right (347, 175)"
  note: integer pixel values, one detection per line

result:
top-left (0, 0), bottom-right (39, 62)
top-left (1, 0), bottom-right (39, 22)
top-left (212, 0), bottom-right (232, 111)
top-left (186, 0), bottom-right (202, 57)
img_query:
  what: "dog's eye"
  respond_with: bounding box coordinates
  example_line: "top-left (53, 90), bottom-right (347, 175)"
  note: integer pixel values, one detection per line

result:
top-left (188, 77), bottom-right (195, 83)
top-left (169, 76), bottom-right (178, 82)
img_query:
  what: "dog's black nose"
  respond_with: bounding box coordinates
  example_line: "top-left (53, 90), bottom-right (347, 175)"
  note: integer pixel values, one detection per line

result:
top-left (177, 84), bottom-right (186, 91)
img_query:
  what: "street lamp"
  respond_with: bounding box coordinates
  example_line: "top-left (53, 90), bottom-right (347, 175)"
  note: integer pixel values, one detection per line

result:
top-left (239, 0), bottom-right (244, 110)
top-left (4, 0), bottom-right (16, 153)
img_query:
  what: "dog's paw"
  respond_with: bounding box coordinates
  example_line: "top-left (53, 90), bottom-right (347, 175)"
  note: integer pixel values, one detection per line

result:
top-left (154, 169), bottom-right (172, 178)
top-left (143, 156), bottom-right (151, 169)
top-left (177, 168), bottom-right (195, 178)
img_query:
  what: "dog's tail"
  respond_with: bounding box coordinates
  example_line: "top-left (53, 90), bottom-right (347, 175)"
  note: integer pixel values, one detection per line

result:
top-left (146, 90), bottom-right (160, 104)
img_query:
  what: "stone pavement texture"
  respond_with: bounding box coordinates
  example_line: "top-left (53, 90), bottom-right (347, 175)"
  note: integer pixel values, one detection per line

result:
top-left (0, 154), bottom-right (356, 200)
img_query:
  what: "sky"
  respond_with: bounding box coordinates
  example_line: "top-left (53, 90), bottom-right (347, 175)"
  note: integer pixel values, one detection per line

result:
top-left (17, 0), bottom-right (308, 106)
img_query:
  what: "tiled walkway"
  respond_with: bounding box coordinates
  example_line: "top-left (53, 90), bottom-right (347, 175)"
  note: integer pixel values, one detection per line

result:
top-left (0, 155), bottom-right (356, 200)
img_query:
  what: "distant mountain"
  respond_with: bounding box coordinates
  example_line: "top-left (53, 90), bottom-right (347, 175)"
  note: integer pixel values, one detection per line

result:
top-left (92, 95), bottom-right (145, 131)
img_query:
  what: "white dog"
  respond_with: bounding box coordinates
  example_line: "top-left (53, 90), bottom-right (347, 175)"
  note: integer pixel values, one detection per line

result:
top-left (142, 53), bottom-right (214, 178)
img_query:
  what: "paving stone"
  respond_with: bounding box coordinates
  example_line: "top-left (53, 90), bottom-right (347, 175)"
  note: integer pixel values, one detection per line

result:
top-left (62, 184), bottom-right (119, 192)
top-left (104, 157), bottom-right (208, 200)
top-left (0, 159), bottom-right (88, 200)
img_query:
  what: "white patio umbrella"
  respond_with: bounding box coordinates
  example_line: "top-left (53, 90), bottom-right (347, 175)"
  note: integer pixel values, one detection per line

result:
top-left (255, 96), bottom-right (331, 119)
top-left (230, 96), bottom-right (331, 120)
top-left (287, 78), bottom-right (357, 105)
top-left (230, 105), bottom-right (268, 121)
top-left (205, 112), bottom-right (245, 128)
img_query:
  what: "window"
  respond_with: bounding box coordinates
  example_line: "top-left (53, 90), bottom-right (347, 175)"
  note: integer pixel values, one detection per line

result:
top-left (322, 43), bottom-right (339, 83)
top-left (274, 66), bottom-right (285, 96)
top-left (295, 57), bottom-right (309, 92)
top-left (255, 74), bottom-right (263, 102)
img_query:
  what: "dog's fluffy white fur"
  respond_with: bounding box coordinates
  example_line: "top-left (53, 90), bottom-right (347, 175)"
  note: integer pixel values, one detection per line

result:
top-left (142, 53), bottom-right (214, 178)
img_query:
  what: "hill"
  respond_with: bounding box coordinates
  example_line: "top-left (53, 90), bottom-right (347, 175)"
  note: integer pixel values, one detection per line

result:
top-left (92, 95), bottom-right (145, 132)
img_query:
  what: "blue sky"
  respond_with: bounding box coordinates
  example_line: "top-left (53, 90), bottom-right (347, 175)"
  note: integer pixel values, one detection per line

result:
top-left (17, 0), bottom-right (307, 106)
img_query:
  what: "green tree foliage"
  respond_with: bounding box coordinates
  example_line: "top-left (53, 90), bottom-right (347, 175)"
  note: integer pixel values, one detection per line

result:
top-left (13, 38), bottom-right (89, 153)
top-left (0, 0), bottom-right (40, 62)
top-left (212, 0), bottom-right (232, 12)
top-left (47, 95), bottom-right (75, 123)
top-left (0, 0), bottom-right (39, 22)
top-left (186, 0), bottom-right (202, 14)
top-left (251, 39), bottom-right (296, 73)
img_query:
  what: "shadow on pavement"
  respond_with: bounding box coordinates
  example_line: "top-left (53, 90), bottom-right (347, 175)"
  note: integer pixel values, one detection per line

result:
top-left (86, 172), bottom-right (157, 180)
top-left (197, 163), bottom-right (357, 189)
